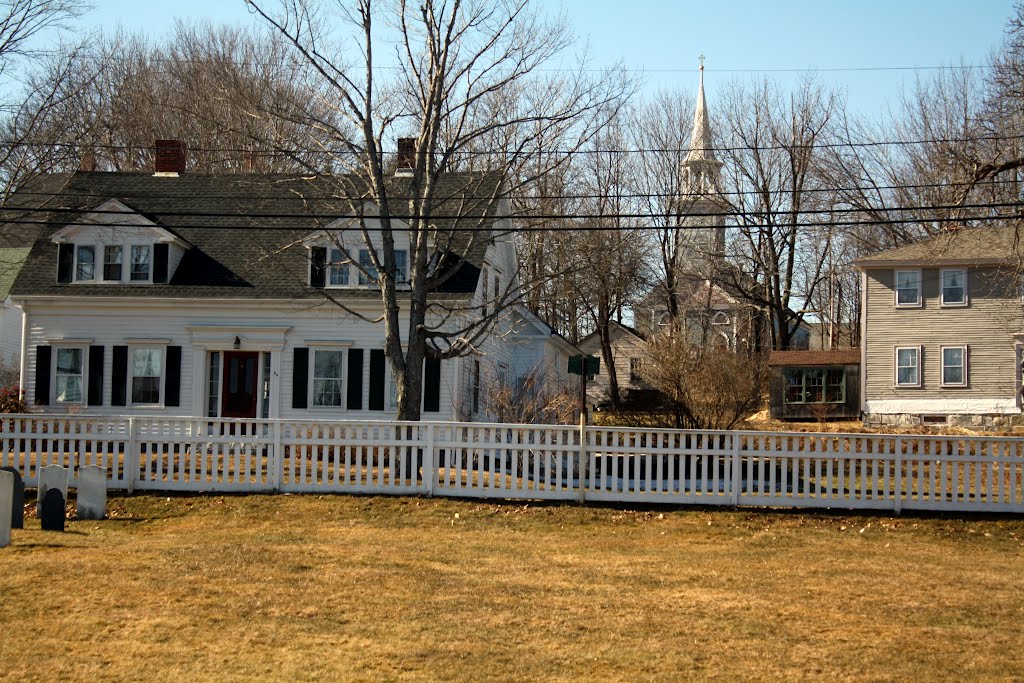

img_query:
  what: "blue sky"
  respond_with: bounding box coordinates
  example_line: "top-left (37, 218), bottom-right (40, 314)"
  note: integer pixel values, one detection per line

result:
top-left (75, 0), bottom-right (1015, 117)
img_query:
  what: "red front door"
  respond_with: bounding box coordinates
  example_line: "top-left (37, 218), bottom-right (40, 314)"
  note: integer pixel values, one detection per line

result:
top-left (222, 351), bottom-right (260, 418)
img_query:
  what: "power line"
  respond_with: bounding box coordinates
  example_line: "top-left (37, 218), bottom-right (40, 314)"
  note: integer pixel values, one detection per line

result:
top-left (0, 211), bottom-right (1017, 233)
top-left (1, 200), bottom-right (1020, 222)
top-left (7, 176), bottom-right (1023, 204)
top-left (5, 132), bottom-right (1024, 155)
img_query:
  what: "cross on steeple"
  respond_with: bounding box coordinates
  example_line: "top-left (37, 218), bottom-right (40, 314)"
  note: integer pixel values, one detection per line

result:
top-left (698, 54), bottom-right (705, 71)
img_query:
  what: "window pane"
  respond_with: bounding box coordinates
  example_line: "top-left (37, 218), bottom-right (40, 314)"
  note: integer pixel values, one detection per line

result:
top-left (895, 271), bottom-right (919, 304)
top-left (313, 350), bottom-right (344, 407)
top-left (359, 250), bottom-right (377, 284)
top-left (76, 246), bottom-right (95, 280)
top-left (131, 348), bottom-right (162, 404)
top-left (943, 347), bottom-right (965, 385)
top-left (328, 248), bottom-right (349, 285)
top-left (942, 270), bottom-right (965, 304)
top-left (104, 246), bottom-right (123, 281)
top-left (130, 245), bottom-right (151, 281)
top-left (395, 250), bottom-right (408, 284)
top-left (897, 348), bottom-right (918, 385)
top-left (784, 370), bottom-right (803, 403)
top-left (55, 348), bottom-right (83, 402)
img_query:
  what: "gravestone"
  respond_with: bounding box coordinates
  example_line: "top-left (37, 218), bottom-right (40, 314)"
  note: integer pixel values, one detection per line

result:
top-left (0, 470), bottom-right (12, 547)
top-left (0, 466), bottom-right (24, 528)
top-left (37, 465), bottom-right (68, 517)
top-left (76, 465), bottom-right (106, 521)
top-left (40, 487), bottom-right (65, 532)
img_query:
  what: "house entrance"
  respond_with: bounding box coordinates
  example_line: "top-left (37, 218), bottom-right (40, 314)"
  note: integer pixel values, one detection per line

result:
top-left (222, 351), bottom-right (260, 418)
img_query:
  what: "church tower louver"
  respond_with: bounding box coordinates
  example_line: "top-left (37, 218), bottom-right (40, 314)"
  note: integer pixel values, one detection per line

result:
top-left (678, 58), bottom-right (727, 275)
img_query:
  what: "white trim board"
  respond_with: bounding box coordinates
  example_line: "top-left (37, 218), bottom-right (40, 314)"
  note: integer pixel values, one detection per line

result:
top-left (865, 398), bottom-right (1020, 415)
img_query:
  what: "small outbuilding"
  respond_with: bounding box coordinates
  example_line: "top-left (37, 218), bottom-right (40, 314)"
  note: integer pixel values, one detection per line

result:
top-left (767, 349), bottom-right (861, 421)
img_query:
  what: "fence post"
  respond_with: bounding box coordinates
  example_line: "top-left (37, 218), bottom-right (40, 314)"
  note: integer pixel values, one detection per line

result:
top-left (423, 423), bottom-right (436, 497)
top-left (126, 417), bottom-right (138, 494)
top-left (272, 420), bottom-right (282, 492)
top-left (894, 436), bottom-right (903, 515)
top-left (731, 432), bottom-right (741, 506)
top-left (577, 417), bottom-right (587, 504)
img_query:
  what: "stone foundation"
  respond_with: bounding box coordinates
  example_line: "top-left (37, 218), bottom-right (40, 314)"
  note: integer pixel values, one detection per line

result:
top-left (863, 412), bottom-right (1024, 431)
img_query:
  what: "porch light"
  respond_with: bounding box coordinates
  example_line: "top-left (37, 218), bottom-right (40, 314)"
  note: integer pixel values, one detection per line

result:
top-left (233, 336), bottom-right (241, 350)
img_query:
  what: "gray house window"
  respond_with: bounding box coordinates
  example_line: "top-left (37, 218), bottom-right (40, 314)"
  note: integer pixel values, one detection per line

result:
top-left (895, 347), bottom-right (921, 387)
top-left (895, 270), bottom-right (921, 307)
top-left (940, 269), bottom-right (967, 306)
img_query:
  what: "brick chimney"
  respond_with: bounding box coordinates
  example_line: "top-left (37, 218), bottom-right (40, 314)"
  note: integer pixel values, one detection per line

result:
top-left (154, 139), bottom-right (187, 175)
top-left (396, 137), bottom-right (416, 176)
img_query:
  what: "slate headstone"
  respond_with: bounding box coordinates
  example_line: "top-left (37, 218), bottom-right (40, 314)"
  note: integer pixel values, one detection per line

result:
top-left (76, 465), bottom-right (106, 521)
top-left (0, 466), bottom-right (23, 528)
top-left (37, 465), bottom-right (68, 517)
top-left (40, 487), bottom-right (65, 532)
top-left (0, 470), bottom-right (12, 547)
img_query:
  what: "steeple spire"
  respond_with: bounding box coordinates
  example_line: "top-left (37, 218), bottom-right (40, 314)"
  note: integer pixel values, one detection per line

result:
top-left (685, 55), bottom-right (717, 165)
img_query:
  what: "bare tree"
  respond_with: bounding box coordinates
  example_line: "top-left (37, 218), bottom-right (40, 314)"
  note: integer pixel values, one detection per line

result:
top-left (718, 77), bottom-right (840, 351)
top-left (247, 0), bottom-right (629, 419)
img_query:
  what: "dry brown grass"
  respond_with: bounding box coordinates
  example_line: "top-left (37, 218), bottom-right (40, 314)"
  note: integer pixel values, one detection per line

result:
top-left (2, 494), bottom-right (1024, 682)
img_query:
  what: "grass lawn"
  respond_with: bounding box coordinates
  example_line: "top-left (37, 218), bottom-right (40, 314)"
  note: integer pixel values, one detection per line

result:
top-left (2, 495), bottom-right (1024, 682)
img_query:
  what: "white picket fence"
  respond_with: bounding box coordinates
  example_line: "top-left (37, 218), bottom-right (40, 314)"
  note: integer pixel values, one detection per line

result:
top-left (1, 415), bottom-right (1022, 513)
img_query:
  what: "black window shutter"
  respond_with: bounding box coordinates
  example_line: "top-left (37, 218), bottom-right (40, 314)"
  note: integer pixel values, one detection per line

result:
top-left (424, 357), bottom-right (441, 413)
top-left (292, 347), bottom-right (309, 409)
top-left (310, 247), bottom-right (326, 288)
top-left (153, 243), bottom-right (169, 284)
top-left (111, 346), bottom-right (128, 407)
top-left (34, 346), bottom-right (51, 405)
top-left (87, 345), bottom-right (104, 406)
top-left (347, 349), bottom-right (363, 410)
top-left (164, 346), bottom-right (181, 406)
top-left (57, 244), bottom-right (73, 284)
top-left (369, 349), bottom-right (385, 411)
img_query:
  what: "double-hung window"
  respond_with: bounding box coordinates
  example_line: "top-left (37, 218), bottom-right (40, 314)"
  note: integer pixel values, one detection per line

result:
top-left (55, 347), bottom-right (84, 403)
top-left (895, 270), bottom-right (921, 307)
top-left (941, 345), bottom-right (968, 387)
top-left (312, 350), bottom-right (344, 407)
top-left (104, 246), bottom-right (123, 281)
top-left (358, 249), bottom-right (377, 285)
top-left (394, 250), bottom-right (408, 285)
top-left (328, 248), bottom-right (349, 286)
top-left (130, 245), bottom-right (151, 281)
top-left (895, 347), bottom-right (921, 387)
top-left (940, 268), bottom-right (967, 306)
top-left (75, 246), bottom-right (95, 281)
top-left (131, 347), bottom-right (163, 404)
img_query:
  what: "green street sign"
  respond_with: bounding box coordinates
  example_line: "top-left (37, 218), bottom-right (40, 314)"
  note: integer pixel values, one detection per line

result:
top-left (568, 355), bottom-right (600, 377)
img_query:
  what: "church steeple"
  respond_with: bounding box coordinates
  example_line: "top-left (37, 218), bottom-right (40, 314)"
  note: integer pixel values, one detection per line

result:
top-left (682, 56), bottom-right (723, 195)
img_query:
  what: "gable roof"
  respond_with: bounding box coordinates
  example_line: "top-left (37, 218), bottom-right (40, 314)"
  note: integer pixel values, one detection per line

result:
top-left (5, 170), bottom-right (503, 300)
top-left (577, 320), bottom-right (647, 351)
top-left (853, 225), bottom-right (1023, 268)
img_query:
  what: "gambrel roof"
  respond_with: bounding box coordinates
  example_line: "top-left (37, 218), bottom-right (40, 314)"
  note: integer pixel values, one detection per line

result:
top-left (5, 170), bottom-right (504, 300)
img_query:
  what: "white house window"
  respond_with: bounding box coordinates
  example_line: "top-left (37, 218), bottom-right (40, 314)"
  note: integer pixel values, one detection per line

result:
top-left (391, 250), bottom-right (408, 285)
top-left (941, 345), bottom-right (968, 387)
top-left (895, 347), bottom-right (921, 387)
top-left (940, 268), bottom-right (967, 306)
top-left (131, 347), bottom-right (163, 404)
top-left (388, 372), bottom-right (398, 409)
top-left (130, 245), bottom-right (151, 281)
top-left (55, 347), bottom-right (84, 403)
top-left (358, 249), bottom-right (377, 285)
top-left (328, 248), bottom-right (349, 286)
top-left (895, 270), bottom-right (921, 307)
top-left (75, 245), bottom-right (95, 281)
top-left (313, 349), bottom-right (344, 407)
top-left (104, 245), bottom-right (123, 281)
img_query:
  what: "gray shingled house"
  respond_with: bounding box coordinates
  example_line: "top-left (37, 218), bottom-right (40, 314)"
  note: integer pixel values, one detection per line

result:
top-left (3, 144), bottom-right (575, 421)
top-left (854, 226), bottom-right (1024, 428)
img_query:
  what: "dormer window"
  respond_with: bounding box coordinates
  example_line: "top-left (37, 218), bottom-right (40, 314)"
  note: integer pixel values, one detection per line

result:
top-left (130, 245), bottom-right (151, 281)
top-left (75, 246), bottom-right (95, 281)
top-left (52, 199), bottom-right (187, 285)
top-left (104, 246), bottom-right (122, 280)
top-left (328, 248), bottom-right (350, 286)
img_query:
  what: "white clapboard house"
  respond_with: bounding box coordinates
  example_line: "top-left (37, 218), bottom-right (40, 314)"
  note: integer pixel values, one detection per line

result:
top-left (5, 142), bottom-right (575, 422)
